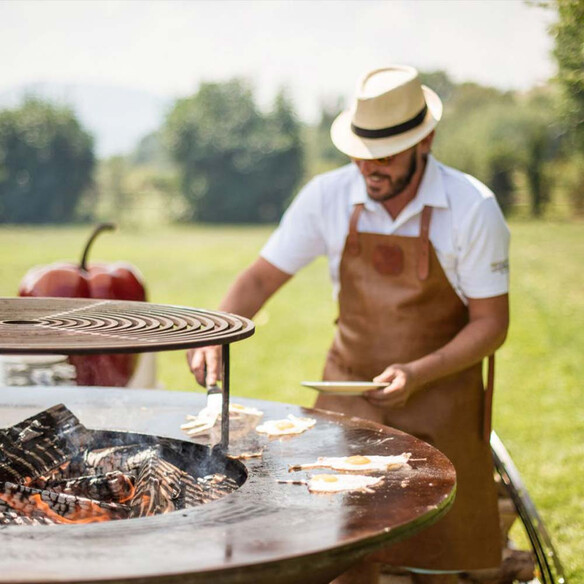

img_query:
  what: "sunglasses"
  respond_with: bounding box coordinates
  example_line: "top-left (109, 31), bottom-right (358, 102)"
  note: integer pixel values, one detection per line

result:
top-left (352, 155), bottom-right (396, 166)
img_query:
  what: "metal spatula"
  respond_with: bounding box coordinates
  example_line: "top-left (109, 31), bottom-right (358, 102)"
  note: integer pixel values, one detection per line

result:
top-left (180, 385), bottom-right (223, 437)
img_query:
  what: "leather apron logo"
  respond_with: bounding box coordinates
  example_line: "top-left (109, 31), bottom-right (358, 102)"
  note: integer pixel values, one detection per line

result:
top-left (372, 244), bottom-right (404, 275)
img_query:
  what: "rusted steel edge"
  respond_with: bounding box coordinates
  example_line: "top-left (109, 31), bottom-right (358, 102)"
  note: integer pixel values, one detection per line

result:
top-left (173, 483), bottom-right (458, 584)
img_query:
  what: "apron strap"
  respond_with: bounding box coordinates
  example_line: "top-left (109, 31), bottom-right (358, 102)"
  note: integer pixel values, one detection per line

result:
top-left (346, 203), bottom-right (365, 256)
top-left (483, 354), bottom-right (495, 442)
top-left (417, 205), bottom-right (433, 281)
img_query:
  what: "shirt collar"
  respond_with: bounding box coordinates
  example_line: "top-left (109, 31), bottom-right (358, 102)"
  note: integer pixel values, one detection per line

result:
top-left (349, 155), bottom-right (448, 220)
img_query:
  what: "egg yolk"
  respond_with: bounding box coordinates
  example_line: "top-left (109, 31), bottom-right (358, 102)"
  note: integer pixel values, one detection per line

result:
top-left (313, 475), bottom-right (339, 483)
top-left (345, 455), bottom-right (371, 465)
top-left (276, 421), bottom-right (296, 430)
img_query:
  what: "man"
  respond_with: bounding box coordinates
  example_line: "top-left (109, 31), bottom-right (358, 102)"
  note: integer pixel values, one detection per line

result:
top-left (187, 65), bottom-right (510, 584)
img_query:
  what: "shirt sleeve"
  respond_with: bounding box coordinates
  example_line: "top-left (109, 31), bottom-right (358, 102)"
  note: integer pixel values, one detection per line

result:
top-left (456, 195), bottom-right (510, 299)
top-left (260, 177), bottom-right (327, 275)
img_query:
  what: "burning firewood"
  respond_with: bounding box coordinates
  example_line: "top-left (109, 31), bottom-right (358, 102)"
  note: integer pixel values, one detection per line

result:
top-left (0, 481), bottom-right (129, 523)
top-left (0, 405), bottom-right (243, 526)
top-left (30, 470), bottom-right (134, 503)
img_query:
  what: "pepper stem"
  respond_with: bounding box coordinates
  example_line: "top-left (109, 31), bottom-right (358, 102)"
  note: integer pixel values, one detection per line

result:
top-left (80, 223), bottom-right (116, 271)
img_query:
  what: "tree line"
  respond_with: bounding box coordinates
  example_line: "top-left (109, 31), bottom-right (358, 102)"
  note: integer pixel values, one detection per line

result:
top-left (1, 0), bottom-right (582, 225)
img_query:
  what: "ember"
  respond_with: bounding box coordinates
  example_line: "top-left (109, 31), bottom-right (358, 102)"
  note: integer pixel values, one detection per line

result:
top-left (0, 404), bottom-right (245, 526)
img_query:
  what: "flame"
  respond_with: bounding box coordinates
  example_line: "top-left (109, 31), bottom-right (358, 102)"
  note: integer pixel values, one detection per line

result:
top-left (118, 477), bottom-right (136, 503)
top-left (139, 493), bottom-right (155, 515)
top-left (26, 461), bottom-right (71, 489)
top-left (0, 493), bottom-right (19, 509)
top-left (29, 494), bottom-right (112, 524)
top-left (0, 491), bottom-right (113, 524)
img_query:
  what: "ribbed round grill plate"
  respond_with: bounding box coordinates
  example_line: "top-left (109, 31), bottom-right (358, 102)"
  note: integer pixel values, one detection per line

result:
top-left (0, 298), bottom-right (254, 354)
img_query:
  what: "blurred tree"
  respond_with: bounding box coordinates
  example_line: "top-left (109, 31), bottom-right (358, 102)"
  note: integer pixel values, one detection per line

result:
top-left (443, 82), bottom-right (514, 116)
top-left (550, 0), bottom-right (584, 151)
top-left (434, 83), bottom-right (561, 216)
top-left (94, 155), bottom-right (182, 226)
top-left (129, 130), bottom-right (174, 171)
top-left (302, 98), bottom-right (349, 181)
top-left (434, 84), bottom-right (519, 213)
top-left (315, 98), bottom-right (349, 168)
top-left (0, 98), bottom-right (95, 223)
top-left (419, 70), bottom-right (457, 104)
top-left (257, 90), bottom-right (305, 217)
top-left (164, 80), bottom-right (303, 223)
top-left (94, 156), bottom-right (131, 222)
top-left (518, 90), bottom-right (563, 216)
top-left (543, 0), bottom-right (584, 216)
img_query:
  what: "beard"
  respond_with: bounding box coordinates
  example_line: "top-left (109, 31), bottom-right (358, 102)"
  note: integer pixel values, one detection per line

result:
top-left (365, 149), bottom-right (418, 202)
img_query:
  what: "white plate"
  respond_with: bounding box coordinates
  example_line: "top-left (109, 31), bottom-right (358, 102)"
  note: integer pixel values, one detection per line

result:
top-left (301, 381), bottom-right (388, 396)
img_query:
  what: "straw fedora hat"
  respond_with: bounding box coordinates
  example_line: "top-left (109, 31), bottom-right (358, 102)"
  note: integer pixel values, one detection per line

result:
top-left (331, 65), bottom-right (443, 159)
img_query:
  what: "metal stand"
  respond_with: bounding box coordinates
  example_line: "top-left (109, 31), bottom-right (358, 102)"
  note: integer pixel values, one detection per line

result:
top-left (220, 344), bottom-right (230, 450)
top-left (491, 431), bottom-right (567, 584)
top-left (0, 297), bottom-right (255, 452)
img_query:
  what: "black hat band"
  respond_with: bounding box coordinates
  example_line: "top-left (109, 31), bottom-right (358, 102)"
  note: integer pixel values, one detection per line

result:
top-left (351, 104), bottom-right (428, 139)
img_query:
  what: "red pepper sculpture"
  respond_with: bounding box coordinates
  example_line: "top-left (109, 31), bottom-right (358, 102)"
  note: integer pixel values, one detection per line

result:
top-left (18, 223), bottom-right (147, 387)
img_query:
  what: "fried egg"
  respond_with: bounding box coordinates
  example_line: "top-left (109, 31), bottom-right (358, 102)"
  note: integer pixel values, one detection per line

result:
top-left (308, 473), bottom-right (384, 493)
top-left (255, 415), bottom-right (316, 436)
top-left (290, 453), bottom-right (411, 472)
top-left (228, 403), bottom-right (264, 417)
top-left (181, 403), bottom-right (264, 437)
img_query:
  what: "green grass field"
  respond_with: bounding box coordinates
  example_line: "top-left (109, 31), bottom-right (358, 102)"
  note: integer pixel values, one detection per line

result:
top-left (0, 220), bottom-right (582, 582)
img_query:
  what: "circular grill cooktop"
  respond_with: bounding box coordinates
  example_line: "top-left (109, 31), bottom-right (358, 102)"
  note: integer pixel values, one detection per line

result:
top-left (0, 387), bottom-right (456, 584)
top-left (0, 297), bottom-right (255, 354)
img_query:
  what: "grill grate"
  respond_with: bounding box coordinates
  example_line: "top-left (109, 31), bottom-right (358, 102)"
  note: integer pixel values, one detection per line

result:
top-left (0, 297), bottom-right (254, 354)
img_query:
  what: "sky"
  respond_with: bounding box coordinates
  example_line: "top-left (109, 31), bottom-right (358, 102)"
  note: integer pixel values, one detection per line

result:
top-left (0, 0), bottom-right (557, 154)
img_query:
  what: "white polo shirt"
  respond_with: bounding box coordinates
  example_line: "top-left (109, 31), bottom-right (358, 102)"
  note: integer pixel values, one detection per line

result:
top-left (261, 155), bottom-right (510, 304)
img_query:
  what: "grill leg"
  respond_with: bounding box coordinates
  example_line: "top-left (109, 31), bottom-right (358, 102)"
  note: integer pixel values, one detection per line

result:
top-left (220, 344), bottom-right (230, 450)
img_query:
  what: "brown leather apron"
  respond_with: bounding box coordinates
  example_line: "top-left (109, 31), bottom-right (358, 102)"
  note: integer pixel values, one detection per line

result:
top-left (315, 204), bottom-right (501, 571)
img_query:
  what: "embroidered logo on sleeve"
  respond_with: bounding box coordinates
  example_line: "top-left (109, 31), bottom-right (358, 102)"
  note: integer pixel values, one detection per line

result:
top-left (491, 259), bottom-right (509, 274)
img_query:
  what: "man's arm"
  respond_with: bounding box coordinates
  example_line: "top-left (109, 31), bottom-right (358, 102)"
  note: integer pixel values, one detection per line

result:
top-left (366, 293), bottom-right (509, 408)
top-left (217, 257), bottom-right (292, 319)
top-left (187, 257), bottom-right (292, 386)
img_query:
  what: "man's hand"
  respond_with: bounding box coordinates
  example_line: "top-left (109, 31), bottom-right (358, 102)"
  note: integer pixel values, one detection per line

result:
top-left (364, 295), bottom-right (509, 410)
top-left (186, 346), bottom-right (222, 388)
top-left (364, 364), bottom-right (418, 409)
top-left (185, 258), bottom-right (291, 388)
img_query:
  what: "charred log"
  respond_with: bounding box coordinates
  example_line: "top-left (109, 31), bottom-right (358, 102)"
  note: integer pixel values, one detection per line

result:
top-left (0, 405), bottom-right (242, 526)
